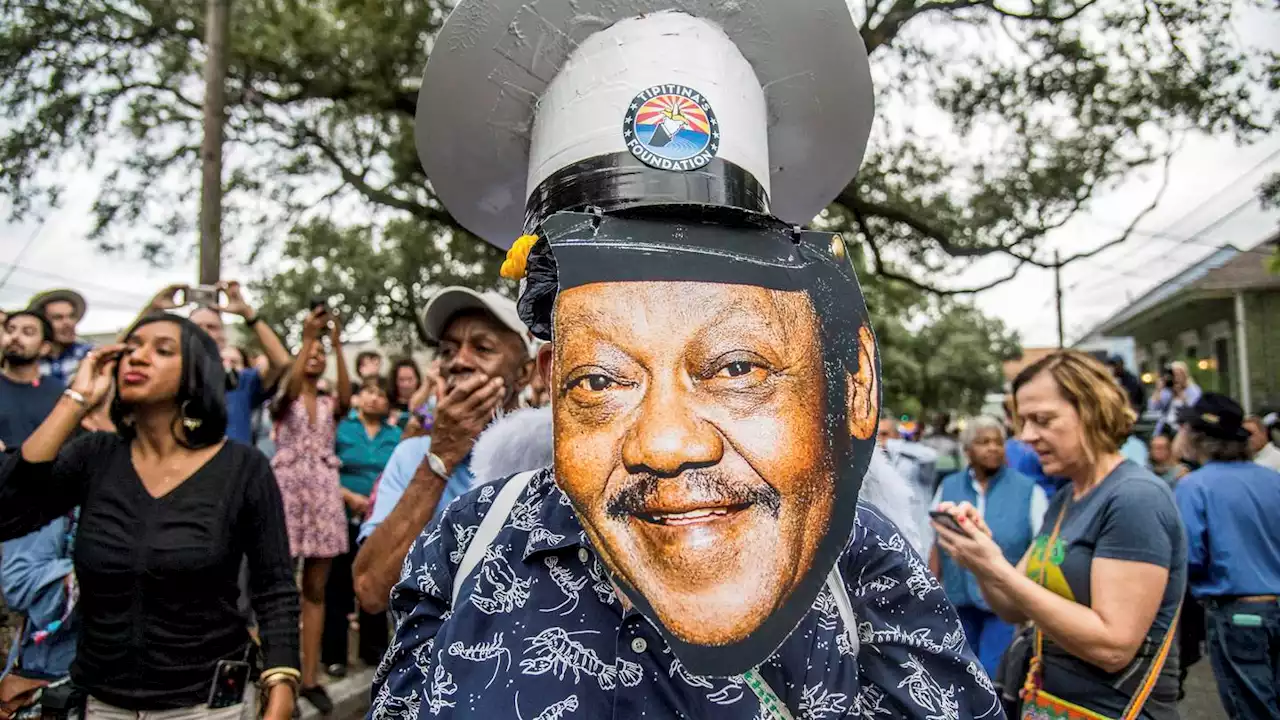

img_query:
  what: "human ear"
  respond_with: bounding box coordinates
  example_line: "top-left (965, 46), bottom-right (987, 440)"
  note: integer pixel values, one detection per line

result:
top-left (536, 343), bottom-right (554, 390)
top-left (846, 325), bottom-right (879, 440)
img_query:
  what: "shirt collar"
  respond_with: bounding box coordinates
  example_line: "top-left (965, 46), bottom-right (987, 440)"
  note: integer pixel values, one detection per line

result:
top-left (520, 469), bottom-right (590, 560)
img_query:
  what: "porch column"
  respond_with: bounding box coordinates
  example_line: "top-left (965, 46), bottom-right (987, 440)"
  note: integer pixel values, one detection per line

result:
top-left (1234, 291), bottom-right (1252, 413)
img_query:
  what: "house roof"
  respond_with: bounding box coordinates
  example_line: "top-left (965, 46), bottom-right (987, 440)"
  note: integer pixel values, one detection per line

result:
top-left (1084, 231), bottom-right (1279, 338)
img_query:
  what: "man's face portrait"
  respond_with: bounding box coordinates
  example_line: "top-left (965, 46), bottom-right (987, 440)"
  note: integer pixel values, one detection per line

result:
top-left (551, 280), bottom-right (877, 648)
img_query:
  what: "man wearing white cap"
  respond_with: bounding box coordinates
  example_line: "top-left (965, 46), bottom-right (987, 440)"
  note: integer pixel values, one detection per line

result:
top-left (371, 1), bottom-right (997, 718)
top-left (352, 287), bottom-right (539, 613)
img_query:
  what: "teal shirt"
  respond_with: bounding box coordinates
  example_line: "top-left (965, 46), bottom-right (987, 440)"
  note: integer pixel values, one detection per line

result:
top-left (335, 418), bottom-right (402, 500)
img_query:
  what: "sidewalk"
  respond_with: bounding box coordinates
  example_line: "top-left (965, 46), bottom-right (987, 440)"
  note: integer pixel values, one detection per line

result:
top-left (299, 668), bottom-right (375, 720)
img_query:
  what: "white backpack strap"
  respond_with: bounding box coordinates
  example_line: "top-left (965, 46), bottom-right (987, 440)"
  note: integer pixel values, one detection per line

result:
top-left (743, 564), bottom-right (860, 718)
top-left (826, 564), bottom-right (860, 656)
top-left (450, 470), bottom-right (537, 607)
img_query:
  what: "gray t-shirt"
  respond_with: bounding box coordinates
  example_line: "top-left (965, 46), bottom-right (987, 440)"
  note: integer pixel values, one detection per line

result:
top-left (1028, 460), bottom-right (1186, 719)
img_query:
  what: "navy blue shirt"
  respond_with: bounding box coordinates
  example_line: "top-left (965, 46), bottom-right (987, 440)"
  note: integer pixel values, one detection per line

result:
top-left (1176, 460), bottom-right (1280, 598)
top-left (371, 468), bottom-right (1001, 719)
top-left (225, 367), bottom-right (273, 446)
top-left (0, 373), bottom-right (65, 448)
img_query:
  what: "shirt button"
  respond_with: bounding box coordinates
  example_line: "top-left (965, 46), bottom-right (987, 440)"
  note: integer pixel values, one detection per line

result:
top-left (578, 548), bottom-right (590, 563)
top-left (630, 638), bottom-right (647, 654)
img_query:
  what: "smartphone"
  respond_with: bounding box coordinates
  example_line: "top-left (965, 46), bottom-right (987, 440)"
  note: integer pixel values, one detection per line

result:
top-left (207, 659), bottom-right (250, 709)
top-left (929, 509), bottom-right (969, 535)
top-left (309, 296), bottom-right (327, 312)
top-left (185, 285), bottom-right (223, 307)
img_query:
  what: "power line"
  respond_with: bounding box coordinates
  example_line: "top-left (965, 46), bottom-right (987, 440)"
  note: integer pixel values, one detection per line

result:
top-left (0, 220), bottom-right (48, 291)
top-left (0, 262), bottom-right (152, 302)
top-left (0, 278), bottom-right (148, 313)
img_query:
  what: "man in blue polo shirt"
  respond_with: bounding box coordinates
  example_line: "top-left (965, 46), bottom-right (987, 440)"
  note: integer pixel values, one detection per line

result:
top-left (1175, 393), bottom-right (1280, 720)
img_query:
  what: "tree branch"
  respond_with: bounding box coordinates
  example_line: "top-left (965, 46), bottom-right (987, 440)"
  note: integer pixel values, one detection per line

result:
top-left (853, 208), bottom-right (1027, 294)
top-left (300, 127), bottom-right (449, 225)
top-left (1007, 147), bottom-right (1176, 269)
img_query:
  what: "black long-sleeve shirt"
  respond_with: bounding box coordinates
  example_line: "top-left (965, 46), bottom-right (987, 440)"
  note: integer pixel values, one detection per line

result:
top-left (0, 433), bottom-right (299, 710)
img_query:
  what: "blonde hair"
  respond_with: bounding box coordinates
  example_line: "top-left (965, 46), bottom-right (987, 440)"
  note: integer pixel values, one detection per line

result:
top-left (1011, 350), bottom-right (1136, 462)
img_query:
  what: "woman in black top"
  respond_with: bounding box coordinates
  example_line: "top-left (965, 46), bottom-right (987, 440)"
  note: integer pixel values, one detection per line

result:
top-left (0, 314), bottom-right (299, 719)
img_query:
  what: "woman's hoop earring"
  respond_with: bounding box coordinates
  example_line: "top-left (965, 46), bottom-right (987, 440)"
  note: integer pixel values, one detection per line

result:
top-left (181, 400), bottom-right (203, 432)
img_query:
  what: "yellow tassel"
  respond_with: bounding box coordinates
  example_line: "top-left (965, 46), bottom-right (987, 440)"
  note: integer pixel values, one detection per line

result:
top-left (500, 234), bottom-right (538, 280)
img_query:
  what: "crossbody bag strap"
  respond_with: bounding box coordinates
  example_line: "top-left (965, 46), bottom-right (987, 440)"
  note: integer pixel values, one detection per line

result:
top-left (450, 471), bottom-right (537, 607)
top-left (1024, 499), bottom-right (1071, 700)
top-left (1119, 601), bottom-right (1182, 720)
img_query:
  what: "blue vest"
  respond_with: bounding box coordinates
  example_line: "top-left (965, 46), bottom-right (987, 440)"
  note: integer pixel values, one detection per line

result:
top-left (938, 466), bottom-right (1036, 610)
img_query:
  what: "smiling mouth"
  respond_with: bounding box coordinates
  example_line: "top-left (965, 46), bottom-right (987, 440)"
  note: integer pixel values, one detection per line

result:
top-left (633, 502), bottom-right (752, 526)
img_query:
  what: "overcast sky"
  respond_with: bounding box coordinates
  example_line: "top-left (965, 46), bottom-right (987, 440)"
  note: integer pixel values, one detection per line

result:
top-left (1, 6), bottom-right (1278, 345)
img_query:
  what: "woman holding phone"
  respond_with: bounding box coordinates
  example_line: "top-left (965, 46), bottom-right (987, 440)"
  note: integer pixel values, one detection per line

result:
top-left (934, 351), bottom-right (1185, 720)
top-left (0, 313), bottom-right (299, 720)
top-left (270, 307), bottom-right (351, 714)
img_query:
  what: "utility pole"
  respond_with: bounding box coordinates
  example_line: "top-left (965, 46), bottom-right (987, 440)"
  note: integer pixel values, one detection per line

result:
top-left (198, 0), bottom-right (231, 286)
top-left (1054, 250), bottom-right (1065, 349)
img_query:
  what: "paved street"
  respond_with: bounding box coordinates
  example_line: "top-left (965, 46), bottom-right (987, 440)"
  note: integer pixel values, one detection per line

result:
top-left (1181, 659), bottom-right (1228, 720)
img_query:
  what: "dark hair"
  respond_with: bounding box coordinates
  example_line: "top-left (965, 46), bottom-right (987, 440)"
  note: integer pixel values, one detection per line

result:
top-left (388, 357), bottom-right (422, 404)
top-left (358, 375), bottom-right (393, 397)
top-left (1191, 433), bottom-right (1252, 463)
top-left (356, 350), bottom-right (382, 368)
top-left (6, 309), bottom-right (55, 343)
top-left (111, 313), bottom-right (228, 449)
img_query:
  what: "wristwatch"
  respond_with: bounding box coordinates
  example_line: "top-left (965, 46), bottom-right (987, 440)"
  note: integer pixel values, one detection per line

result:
top-left (428, 452), bottom-right (449, 479)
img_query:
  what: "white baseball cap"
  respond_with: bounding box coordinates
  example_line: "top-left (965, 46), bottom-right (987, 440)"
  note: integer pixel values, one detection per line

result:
top-left (421, 286), bottom-right (531, 350)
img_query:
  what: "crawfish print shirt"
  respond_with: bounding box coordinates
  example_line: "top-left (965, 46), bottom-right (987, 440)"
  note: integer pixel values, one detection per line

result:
top-left (370, 469), bottom-right (1001, 720)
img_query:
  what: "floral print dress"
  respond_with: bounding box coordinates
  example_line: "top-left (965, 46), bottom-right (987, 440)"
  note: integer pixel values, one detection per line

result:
top-left (271, 395), bottom-right (349, 559)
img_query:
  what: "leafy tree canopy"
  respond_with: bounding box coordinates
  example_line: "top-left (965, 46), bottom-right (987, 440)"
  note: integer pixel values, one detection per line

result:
top-left (0, 0), bottom-right (1274, 344)
top-left (3, 0), bottom-right (1274, 271)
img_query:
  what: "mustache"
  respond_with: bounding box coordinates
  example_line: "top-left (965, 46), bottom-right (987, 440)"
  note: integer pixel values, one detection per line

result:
top-left (605, 468), bottom-right (782, 519)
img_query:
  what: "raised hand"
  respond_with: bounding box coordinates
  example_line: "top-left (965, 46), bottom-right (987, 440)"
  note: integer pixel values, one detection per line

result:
top-left (70, 344), bottom-right (126, 410)
top-left (215, 280), bottom-right (255, 318)
top-left (301, 307), bottom-right (329, 342)
top-left (147, 284), bottom-right (188, 313)
top-left (428, 372), bottom-right (505, 473)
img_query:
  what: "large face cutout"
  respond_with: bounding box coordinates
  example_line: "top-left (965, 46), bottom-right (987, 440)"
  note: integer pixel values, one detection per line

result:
top-left (541, 211), bottom-right (881, 676)
top-left (554, 282), bottom-right (833, 645)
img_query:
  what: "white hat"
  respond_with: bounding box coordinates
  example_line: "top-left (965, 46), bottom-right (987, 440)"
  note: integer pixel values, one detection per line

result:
top-left (416, 0), bottom-right (874, 249)
top-left (421, 287), bottom-right (531, 350)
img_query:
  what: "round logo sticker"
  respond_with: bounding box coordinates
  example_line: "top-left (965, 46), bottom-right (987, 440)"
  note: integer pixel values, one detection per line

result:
top-left (623, 85), bottom-right (719, 172)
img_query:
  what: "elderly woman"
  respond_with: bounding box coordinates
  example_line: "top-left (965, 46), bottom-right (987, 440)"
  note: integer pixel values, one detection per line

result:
top-left (935, 351), bottom-right (1186, 720)
top-left (929, 415), bottom-right (1047, 677)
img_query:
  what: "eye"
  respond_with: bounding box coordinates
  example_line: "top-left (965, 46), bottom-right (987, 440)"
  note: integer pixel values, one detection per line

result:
top-left (719, 361), bottom-right (756, 378)
top-left (569, 374), bottom-right (616, 392)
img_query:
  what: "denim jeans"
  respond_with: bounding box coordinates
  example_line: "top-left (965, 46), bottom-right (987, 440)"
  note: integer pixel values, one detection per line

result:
top-left (1206, 598), bottom-right (1280, 720)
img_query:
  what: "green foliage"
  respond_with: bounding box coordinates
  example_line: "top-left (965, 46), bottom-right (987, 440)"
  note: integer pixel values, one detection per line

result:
top-left (249, 216), bottom-right (506, 349)
top-left (0, 0), bottom-right (1275, 323)
top-left (874, 294), bottom-right (1023, 417)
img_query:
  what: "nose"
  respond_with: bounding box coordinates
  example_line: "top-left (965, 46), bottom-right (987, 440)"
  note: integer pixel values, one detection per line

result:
top-left (621, 371), bottom-right (723, 478)
top-left (447, 345), bottom-right (481, 377)
top-left (1018, 421), bottom-right (1038, 445)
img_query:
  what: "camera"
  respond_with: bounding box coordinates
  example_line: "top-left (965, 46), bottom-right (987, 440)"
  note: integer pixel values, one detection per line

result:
top-left (184, 285), bottom-right (223, 307)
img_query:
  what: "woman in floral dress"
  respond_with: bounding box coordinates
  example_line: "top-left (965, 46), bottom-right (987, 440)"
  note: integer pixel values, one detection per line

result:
top-left (271, 306), bottom-right (351, 714)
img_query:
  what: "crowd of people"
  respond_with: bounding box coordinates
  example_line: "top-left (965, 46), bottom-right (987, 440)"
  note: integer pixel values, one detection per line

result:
top-left (0, 282), bottom-right (554, 720)
top-left (1, 274), bottom-right (1276, 720)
